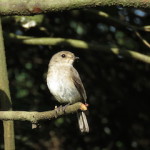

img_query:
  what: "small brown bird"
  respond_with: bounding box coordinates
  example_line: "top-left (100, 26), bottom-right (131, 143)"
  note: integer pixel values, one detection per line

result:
top-left (47, 51), bottom-right (89, 133)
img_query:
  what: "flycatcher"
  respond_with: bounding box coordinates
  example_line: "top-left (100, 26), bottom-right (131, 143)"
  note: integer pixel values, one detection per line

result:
top-left (47, 51), bottom-right (89, 133)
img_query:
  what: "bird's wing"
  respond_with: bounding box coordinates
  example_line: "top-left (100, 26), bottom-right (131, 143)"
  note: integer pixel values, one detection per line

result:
top-left (70, 67), bottom-right (87, 102)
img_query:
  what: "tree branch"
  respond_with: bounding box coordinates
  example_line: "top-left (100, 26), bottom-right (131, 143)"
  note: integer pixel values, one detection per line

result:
top-left (0, 102), bottom-right (87, 123)
top-left (0, 0), bottom-right (150, 16)
top-left (7, 33), bottom-right (150, 64)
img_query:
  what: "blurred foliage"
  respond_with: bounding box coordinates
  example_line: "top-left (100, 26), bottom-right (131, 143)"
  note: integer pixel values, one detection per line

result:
top-left (0, 6), bottom-right (150, 150)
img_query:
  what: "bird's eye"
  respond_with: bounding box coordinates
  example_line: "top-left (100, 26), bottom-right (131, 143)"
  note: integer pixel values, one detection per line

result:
top-left (61, 54), bottom-right (66, 58)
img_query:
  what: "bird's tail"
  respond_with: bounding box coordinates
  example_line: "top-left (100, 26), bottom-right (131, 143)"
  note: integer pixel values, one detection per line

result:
top-left (77, 111), bottom-right (89, 133)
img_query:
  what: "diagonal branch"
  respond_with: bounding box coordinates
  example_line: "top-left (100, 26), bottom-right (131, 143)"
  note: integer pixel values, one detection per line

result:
top-left (87, 10), bottom-right (150, 32)
top-left (134, 31), bottom-right (150, 48)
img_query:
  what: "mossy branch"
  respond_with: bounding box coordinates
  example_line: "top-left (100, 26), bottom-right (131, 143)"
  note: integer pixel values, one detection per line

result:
top-left (0, 0), bottom-right (150, 16)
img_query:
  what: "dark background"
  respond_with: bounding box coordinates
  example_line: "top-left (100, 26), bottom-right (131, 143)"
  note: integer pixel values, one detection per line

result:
top-left (0, 6), bottom-right (150, 150)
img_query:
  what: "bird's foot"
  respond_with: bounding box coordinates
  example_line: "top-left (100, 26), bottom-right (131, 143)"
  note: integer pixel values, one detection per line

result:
top-left (55, 103), bottom-right (71, 116)
top-left (62, 103), bottom-right (71, 112)
top-left (54, 105), bottom-right (62, 117)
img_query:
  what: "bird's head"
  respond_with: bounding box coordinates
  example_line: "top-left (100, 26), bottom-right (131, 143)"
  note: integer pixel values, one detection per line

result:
top-left (50, 51), bottom-right (79, 66)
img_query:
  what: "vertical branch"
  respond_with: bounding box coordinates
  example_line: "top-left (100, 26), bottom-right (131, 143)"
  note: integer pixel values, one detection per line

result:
top-left (0, 18), bottom-right (15, 150)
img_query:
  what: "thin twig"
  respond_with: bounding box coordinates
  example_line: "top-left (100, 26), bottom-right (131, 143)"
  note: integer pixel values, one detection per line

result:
top-left (135, 31), bottom-right (150, 48)
top-left (87, 10), bottom-right (150, 32)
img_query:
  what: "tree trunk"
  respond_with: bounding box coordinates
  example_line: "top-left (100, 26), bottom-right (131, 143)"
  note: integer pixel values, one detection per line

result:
top-left (0, 18), bottom-right (15, 150)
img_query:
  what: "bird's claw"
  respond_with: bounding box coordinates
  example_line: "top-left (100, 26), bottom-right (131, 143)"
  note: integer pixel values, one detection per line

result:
top-left (55, 103), bottom-right (71, 116)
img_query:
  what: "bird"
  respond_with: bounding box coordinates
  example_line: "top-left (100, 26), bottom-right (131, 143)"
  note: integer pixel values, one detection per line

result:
top-left (46, 51), bottom-right (89, 133)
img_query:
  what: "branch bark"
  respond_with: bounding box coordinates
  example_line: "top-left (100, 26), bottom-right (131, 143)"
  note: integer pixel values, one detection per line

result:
top-left (0, 102), bottom-right (87, 123)
top-left (7, 33), bottom-right (150, 64)
top-left (0, 0), bottom-right (150, 16)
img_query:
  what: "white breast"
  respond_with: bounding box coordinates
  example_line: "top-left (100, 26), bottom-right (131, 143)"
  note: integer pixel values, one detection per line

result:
top-left (47, 65), bottom-right (81, 103)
